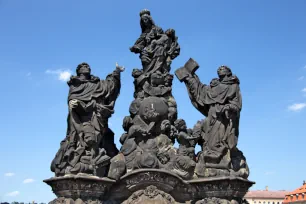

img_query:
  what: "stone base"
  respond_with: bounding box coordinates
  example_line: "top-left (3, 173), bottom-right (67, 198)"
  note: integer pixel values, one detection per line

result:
top-left (43, 174), bottom-right (115, 202)
top-left (44, 169), bottom-right (254, 204)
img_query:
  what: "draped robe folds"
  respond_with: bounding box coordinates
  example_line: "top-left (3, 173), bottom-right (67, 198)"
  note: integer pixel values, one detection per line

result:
top-left (51, 71), bottom-right (121, 176)
top-left (184, 74), bottom-right (242, 166)
top-left (143, 33), bottom-right (180, 75)
top-left (132, 25), bottom-right (164, 70)
top-left (132, 26), bottom-right (180, 75)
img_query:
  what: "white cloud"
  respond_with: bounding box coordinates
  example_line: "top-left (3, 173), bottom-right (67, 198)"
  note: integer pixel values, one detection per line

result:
top-left (298, 76), bottom-right (304, 81)
top-left (288, 103), bottom-right (306, 112)
top-left (4, 172), bottom-right (15, 177)
top-left (46, 69), bottom-right (72, 82)
top-left (59, 71), bottom-right (71, 81)
top-left (23, 178), bottom-right (34, 184)
top-left (302, 88), bottom-right (306, 93)
top-left (6, 191), bottom-right (20, 197)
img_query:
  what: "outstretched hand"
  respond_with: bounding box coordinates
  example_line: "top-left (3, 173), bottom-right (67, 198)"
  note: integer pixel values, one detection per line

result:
top-left (115, 62), bottom-right (125, 72)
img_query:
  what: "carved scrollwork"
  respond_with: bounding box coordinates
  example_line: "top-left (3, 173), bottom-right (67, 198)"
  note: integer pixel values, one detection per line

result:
top-left (123, 185), bottom-right (176, 204)
top-left (49, 197), bottom-right (104, 204)
top-left (192, 179), bottom-right (252, 199)
top-left (195, 197), bottom-right (231, 204)
top-left (195, 197), bottom-right (250, 204)
top-left (45, 176), bottom-right (114, 202)
top-left (124, 171), bottom-right (179, 188)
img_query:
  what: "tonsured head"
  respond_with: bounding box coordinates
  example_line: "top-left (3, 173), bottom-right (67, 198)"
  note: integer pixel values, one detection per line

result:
top-left (76, 62), bottom-right (91, 76)
top-left (217, 65), bottom-right (232, 78)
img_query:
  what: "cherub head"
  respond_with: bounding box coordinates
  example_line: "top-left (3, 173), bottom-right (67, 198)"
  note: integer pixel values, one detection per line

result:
top-left (164, 74), bottom-right (174, 87)
top-left (150, 71), bottom-right (164, 87)
top-left (168, 107), bottom-right (177, 122)
top-left (174, 119), bottom-right (187, 132)
top-left (160, 119), bottom-right (171, 134)
top-left (165, 28), bottom-right (176, 40)
top-left (132, 68), bottom-right (143, 78)
top-left (122, 116), bottom-right (133, 132)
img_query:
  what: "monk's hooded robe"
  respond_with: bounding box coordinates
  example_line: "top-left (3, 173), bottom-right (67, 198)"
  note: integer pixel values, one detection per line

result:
top-left (51, 70), bottom-right (120, 176)
top-left (184, 74), bottom-right (242, 165)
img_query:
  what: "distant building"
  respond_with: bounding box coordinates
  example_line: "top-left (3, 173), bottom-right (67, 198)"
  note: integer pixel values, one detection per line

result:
top-left (283, 181), bottom-right (306, 204)
top-left (245, 186), bottom-right (290, 204)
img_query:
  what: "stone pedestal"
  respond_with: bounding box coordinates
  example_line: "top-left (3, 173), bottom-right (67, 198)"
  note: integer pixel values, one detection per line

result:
top-left (44, 169), bottom-right (254, 204)
top-left (44, 174), bottom-right (115, 204)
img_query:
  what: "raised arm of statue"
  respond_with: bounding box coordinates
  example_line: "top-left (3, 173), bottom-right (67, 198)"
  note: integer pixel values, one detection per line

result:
top-left (184, 74), bottom-right (207, 103)
top-left (103, 62), bottom-right (125, 102)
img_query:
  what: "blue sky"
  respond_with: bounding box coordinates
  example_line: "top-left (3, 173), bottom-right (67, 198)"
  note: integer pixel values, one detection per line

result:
top-left (0, 0), bottom-right (306, 202)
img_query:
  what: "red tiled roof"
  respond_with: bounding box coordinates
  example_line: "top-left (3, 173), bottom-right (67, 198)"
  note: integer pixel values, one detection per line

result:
top-left (286, 183), bottom-right (306, 195)
top-left (283, 183), bottom-right (306, 204)
top-left (245, 190), bottom-right (290, 199)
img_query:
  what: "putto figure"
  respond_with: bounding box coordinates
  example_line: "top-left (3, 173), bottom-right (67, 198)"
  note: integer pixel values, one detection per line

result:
top-left (175, 59), bottom-right (249, 178)
top-left (51, 62), bottom-right (124, 177)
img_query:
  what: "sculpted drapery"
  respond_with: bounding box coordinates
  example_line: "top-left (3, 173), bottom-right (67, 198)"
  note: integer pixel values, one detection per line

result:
top-left (179, 64), bottom-right (248, 178)
top-left (51, 62), bottom-right (124, 177)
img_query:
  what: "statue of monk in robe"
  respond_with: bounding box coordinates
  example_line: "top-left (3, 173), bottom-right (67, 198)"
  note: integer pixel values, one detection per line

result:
top-left (51, 62), bottom-right (124, 177)
top-left (177, 64), bottom-right (244, 177)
